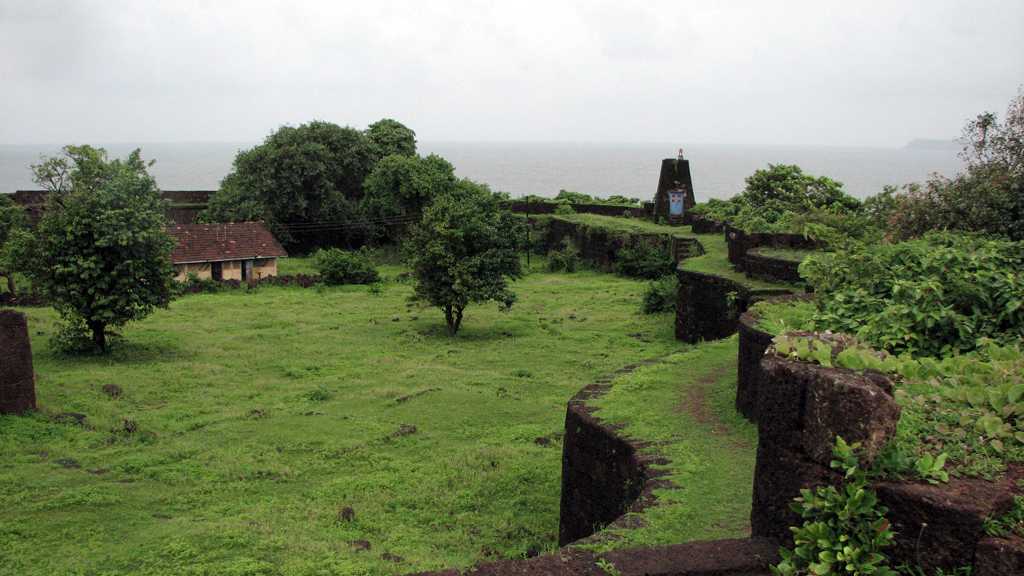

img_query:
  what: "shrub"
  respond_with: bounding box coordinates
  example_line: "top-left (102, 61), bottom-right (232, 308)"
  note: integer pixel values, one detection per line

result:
top-left (553, 203), bottom-right (576, 215)
top-left (772, 438), bottom-right (897, 576)
top-left (689, 165), bottom-right (863, 237)
top-left (800, 232), bottom-right (1024, 356)
top-left (614, 243), bottom-right (675, 279)
top-left (641, 274), bottom-right (678, 314)
top-left (547, 240), bottom-right (580, 272)
top-left (313, 248), bottom-right (380, 285)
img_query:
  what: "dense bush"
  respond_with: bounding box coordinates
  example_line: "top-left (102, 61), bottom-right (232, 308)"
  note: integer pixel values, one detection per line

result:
top-left (800, 233), bottom-right (1024, 356)
top-left (546, 240), bottom-right (580, 272)
top-left (689, 164), bottom-right (861, 235)
top-left (613, 243), bottom-right (675, 279)
top-left (641, 274), bottom-right (678, 314)
top-left (314, 248), bottom-right (380, 285)
top-left (882, 89), bottom-right (1023, 241)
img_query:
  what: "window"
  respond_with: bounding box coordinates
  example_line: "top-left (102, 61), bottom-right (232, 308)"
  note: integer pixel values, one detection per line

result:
top-left (211, 261), bottom-right (223, 281)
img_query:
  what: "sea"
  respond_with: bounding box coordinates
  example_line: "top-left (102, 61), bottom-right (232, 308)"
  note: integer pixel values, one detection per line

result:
top-left (0, 141), bottom-right (964, 202)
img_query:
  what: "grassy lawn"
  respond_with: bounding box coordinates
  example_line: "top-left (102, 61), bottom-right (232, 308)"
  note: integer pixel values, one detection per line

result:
top-left (583, 337), bottom-right (757, 551)
top-left (1, 267), bottom-right (697, 576)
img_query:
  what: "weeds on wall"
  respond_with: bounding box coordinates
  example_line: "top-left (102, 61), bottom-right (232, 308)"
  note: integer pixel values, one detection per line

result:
top-left (772, 438), bottom-right (898, 576)
top-left (800, 232), bottom-right (1024, 357)
top-left (773, 333), bottom-right (1024, 480)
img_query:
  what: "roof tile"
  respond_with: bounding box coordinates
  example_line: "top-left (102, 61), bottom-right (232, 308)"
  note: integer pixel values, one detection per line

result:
top-left (168, 222), bottom-right (287, 264)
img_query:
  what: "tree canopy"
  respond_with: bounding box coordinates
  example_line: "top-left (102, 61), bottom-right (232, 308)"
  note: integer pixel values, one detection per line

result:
top-left (26, 145), bottom-right (175, 352)
top-left (203, 119), bottom-right (418, 248)
top-left (405, 180), bottom-right (523, 335)
top-left (360, 153), bottom-right (456, 242)
top-left (366, 118), bottom-right (417, 160)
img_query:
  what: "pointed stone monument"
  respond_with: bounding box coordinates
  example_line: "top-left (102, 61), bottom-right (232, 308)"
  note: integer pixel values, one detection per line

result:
top-left (653, 149), bottom-right (696, 225)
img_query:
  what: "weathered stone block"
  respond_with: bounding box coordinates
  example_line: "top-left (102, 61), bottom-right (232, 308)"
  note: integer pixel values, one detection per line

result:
top-left (974, 536), bottom-right (1024, 576)
top-left (0, 309), bottom-right (36, 414)
top-left (875, 475), bottom-right (1017, 571)
top-left (750, 442), bottom-right (838, 543)
top-left (758, 354), bottom-right (899, 467)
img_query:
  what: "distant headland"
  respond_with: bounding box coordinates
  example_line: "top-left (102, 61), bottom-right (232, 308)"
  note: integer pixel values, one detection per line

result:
top-left (904, 138), bottom-right (961, 151)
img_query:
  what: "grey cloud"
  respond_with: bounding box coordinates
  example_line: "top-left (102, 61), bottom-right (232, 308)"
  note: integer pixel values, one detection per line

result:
top-left (1, 0), bottom-right (1021, 146)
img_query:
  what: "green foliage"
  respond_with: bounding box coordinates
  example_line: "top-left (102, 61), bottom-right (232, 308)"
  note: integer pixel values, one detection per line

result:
top-left (772, 438), bottom-right (898, 576)
top-left (202, 120), bottom-right (379, 246)
top-left (360, 153), bottom-right (457, 242)
top-left (750, 299), bottom-right (816, 336)
top-left (773, 333), bottom-right (1024, 479)
top-left (985, 494), bottom-right (1024, 538)
top-left (641, 274), bottom-right (678, 314)
top-left (405, 181), bottom-right (524, 335)
top-left (886, 88), bottom-right (1023, 241)
top-left (546, 239), bottom-right (580, 273)
top-left (313, 247), bottom-right (380, 285)
top-left (690, 165), bottom-right (862, 236)
top-left (800, 233), bottom-right (1024, 357)
top-left (613, 243), bottom-right (675, 280)
top-left (26, 145), bottom-right (175, 352)
top-left (553, 189), bottom-right (595, 204)
top-left (0, 194), bottom-right (29, 294)
top-left (553, 203), bottom-right (576, 215)
top-left (365, 118), bottom-right (417, 160)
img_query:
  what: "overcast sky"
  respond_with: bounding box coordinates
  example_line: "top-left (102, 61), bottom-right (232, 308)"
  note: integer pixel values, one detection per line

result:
top-left (1, 0), bottom-right (1021, 147)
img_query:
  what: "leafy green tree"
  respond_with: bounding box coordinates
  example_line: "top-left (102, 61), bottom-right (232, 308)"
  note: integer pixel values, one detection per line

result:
top-left (0, 195), bottom-right (28, 295)
top-left (405, 180), bottom-right (523, 335)
top-left (366, 118), bottom-right (417, 159)
top-left (361, 154), bottom-right (457, 242)
top-left (202, 121), bottom-right (377, 246)
top-left (26, 145), bottom-right (175, 352)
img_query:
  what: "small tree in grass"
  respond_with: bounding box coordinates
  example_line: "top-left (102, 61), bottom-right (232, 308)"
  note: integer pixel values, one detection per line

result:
top-left (27, 145), bottom-right (175, 352)
top-left (405, 180), bottom-right (523, 335)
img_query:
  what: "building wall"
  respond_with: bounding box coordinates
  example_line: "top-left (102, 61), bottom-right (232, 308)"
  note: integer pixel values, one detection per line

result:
top-left (173, 258), bottom-right (278, 282)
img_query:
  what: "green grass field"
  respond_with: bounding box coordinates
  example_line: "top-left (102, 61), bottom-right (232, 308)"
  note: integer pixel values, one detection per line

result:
top-left (0, 260), bottom-right (761, 576)
top-left (583, 337), bottom-right (756, 551)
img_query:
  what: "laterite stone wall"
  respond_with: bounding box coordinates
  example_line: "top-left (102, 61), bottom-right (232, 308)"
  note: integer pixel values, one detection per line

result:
top-left (0, 309), bottom-right (36, 414)
top-left (752, 351), bottom-right (1024, 573)
top-left (675, 270), bottom-right (789, 343)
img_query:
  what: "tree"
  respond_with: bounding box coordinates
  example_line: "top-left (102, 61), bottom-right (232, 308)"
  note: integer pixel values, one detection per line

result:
top-left (887, 87), bottom-right (1024, 241)
top-left (0, 195), bottom-right (28, 296)
top-left (27, 145), bottom-right (175, 352)
top-left (405, 180), bottom-right (524, 335)
top-left (366, 118), bottom-right (417, 160)
top-left (202, 120), bottom-right (377, 246)
top-left (360, 153), bottom-right (456, 242)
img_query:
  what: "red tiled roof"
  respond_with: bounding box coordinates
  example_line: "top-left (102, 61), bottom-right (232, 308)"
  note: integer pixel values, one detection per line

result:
top-left (168, 222), bottom-right (287, 264)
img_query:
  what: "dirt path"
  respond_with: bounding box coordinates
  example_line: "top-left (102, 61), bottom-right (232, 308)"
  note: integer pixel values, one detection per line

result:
top-left (679, 363), bottom-right (752, 449)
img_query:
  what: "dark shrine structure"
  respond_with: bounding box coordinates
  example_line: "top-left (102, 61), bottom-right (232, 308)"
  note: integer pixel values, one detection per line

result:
top-left (653, 154), bottom-right (696, 225)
